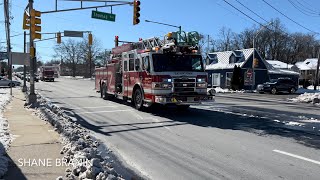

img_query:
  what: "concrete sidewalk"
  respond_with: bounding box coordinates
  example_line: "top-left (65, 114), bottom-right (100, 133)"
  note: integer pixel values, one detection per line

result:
top-left (3, 88), bottom-right (65, 180)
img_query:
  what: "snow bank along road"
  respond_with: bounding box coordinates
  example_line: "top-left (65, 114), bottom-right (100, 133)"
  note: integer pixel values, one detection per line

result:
top-left (36, 78), bottom-right (320, 180)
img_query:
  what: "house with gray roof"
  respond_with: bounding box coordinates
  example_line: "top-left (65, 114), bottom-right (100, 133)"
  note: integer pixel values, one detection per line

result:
top-left (205, 48), bottom-right (299, 90)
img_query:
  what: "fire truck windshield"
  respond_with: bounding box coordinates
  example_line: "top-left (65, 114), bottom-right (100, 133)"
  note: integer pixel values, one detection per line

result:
top-left (152, 54), bottom-right (204, 72)
top-left (44, 71), bottom-right (54, 75)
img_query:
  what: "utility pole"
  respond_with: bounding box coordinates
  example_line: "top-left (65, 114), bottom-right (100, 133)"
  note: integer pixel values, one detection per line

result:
top-left (22, 31), bottom-right (27, 92)
top-left (315, 49), bottom-right (320, 90)
top-left (89, 45), bottom-right (92, 78)
top-left (207, 34), bottom-right (210, 65)
top-left (28, 0), bottom-right (37, 104)
top-left (4, 0), bottom-right (12, 95)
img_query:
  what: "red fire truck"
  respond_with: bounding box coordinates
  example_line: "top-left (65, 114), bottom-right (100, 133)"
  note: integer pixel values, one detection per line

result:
top-left (95, 31), bottom-right (215, 110)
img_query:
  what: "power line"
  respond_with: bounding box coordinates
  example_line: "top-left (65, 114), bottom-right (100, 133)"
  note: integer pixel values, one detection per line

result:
top-left (216, 0), bottom-right (249, 23)
top-left (223, 0), bottom-right (265, 26)
top-left (294, 0), bottom-right (320, 15)
top-left (288, 0), bottom-right (320, 17)
top-left (261, 0), bottom-right (318, 34)
top-left (234, 0), bottom-right (269, 23)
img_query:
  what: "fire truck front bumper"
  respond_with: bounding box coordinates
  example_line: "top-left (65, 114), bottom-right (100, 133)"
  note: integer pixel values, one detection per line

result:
top-left (154, 94), bottom-right (215, 105)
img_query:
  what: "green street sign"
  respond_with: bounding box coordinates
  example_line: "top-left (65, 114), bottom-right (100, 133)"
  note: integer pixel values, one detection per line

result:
top-left (91, 11), bottom-right (116, 22)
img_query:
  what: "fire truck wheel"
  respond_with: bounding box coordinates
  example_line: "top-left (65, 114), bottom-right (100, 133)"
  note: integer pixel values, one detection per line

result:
top-left (133, 88), bottom-right (143, 110)
top-left (102, 84), bottom-right (108, 100)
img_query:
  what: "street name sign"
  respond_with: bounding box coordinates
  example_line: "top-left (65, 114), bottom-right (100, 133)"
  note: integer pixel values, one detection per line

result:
top-left (91, 11), bottom-right (116, 22)
top-left (64, 31), bottom-right (84, 37)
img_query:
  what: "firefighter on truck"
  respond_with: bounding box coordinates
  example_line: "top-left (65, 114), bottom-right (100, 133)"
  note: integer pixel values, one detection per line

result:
top-left (95, 31), bottom-right (215, 110)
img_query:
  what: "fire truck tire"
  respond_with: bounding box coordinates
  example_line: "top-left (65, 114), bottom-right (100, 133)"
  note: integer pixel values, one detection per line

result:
top-left (133, 88), bottom-right (143, 110)
top-left (102, 84), bottom-right (109, 100)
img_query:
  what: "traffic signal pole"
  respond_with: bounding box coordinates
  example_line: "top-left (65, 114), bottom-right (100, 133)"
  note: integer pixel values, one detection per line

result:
top-left (28, 0), bottom-right (37, 104)
top-left (22, 31), bottom-right (27, 92)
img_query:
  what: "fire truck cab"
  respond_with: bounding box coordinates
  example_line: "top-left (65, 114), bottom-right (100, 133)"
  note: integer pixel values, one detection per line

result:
top-left (95, 31), bottom-right (215, 110)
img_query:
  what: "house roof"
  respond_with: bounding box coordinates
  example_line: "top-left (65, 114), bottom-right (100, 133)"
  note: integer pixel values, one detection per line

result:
top-left (206, 48), bottom-right (267, 70)
top-left (268, 68), bottom-right (300, 75)
top-left (295, 58), bottom-right (319, 70)
top-left (266, 60), bottom-right (294, 69)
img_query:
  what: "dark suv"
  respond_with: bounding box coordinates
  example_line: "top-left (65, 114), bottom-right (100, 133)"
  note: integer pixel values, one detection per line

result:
top-left (257, 78), bottom-right (298, 94)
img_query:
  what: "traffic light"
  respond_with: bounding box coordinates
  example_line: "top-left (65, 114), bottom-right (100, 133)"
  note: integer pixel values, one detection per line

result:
top-left (30, 9), bottom-right (41, 40)
top-left (88, 33), bottom-right (93, 46)
top-left (253, 58), bottom-right (259, 68)
top-left (115, 36), bottom-right (119, 47)
top-left (57, 32), bottom-right (61, 44)
top-left (23, 12), bottom-right (30, 30)
top-left (133, 0), bottom-right (140, 25)
top-left (30, 46), bottom-right (35, 58)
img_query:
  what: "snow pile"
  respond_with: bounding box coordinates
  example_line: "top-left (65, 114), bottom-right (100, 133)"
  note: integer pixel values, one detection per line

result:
top-left (0, 88), bottom-right (12, 177)
top-left (296, 87), bottom-right (320, 94)
top-left (208, 87), bottom-right (245, 93)
top-left (61, 76), bottom-right (94, 81)
top-left (289, 93), bottom-right (320, 105)
top-left (307, 86), bottom-right (320, 91)
top-left (26, 93), bottom-right (123, 180)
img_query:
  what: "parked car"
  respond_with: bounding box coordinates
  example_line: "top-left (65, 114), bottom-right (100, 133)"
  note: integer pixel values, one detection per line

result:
top-left (257, 78), bottom-right (298, 94)
top-left (26, 74), bottom-right (39, 82)
top-left (0, 76), bottom-right (21, 87)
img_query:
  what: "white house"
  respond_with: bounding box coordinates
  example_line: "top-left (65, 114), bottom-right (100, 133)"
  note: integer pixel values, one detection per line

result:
top-left (295, 58), bottom-right (320, 82)
top-left (266, 60), bottom-right (299, 72)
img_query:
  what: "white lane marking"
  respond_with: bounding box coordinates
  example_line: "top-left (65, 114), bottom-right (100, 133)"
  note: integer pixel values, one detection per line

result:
top-left (71, 105), bottom-right (118, 110)
top-left (77, 109), bottom-right (132, 114)
top-left (130, 111), bottom-right (144, 120)
top-left (147, 117), bottom-right (172, 131)
top-left (273, 149), bottom-right (320, 165)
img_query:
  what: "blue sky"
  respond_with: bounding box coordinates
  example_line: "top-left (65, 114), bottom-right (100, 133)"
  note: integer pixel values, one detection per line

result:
top-left (1, 0), bottom-right (320, 62)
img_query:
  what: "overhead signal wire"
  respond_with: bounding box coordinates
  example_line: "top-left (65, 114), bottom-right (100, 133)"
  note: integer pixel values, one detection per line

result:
top-left (261, 0), bottom-right (318, 34)
top-left (234, 0), bottom-right (269, 23)
top-left (288, 0), bottom-right (320, 17)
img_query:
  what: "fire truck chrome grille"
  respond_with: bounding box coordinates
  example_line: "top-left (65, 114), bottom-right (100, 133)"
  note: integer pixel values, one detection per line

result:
top-left (173, 78), bottom-right (196, 93)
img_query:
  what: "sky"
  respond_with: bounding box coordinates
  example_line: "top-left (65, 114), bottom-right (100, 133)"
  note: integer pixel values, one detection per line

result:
top-left (1, 0), bottom-right (320, 63)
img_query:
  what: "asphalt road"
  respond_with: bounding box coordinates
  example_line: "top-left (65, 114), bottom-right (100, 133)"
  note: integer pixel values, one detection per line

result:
top-left (35, 78), bottom-right (320, 180)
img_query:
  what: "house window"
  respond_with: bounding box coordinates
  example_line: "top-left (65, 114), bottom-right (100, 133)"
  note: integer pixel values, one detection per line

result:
top-left (229, 55), bottom-right (236, 64)
top-left (236, 55), bottom-right (245, 63)
top-left (226, 72), bottom-right (233, 87)
top-left (210, 57), bottom-right (218, 64)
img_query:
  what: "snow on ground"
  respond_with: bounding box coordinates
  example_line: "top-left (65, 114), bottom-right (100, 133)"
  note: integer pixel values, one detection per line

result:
top-left (0, 88), bottom-right (12, 177)
top-left (61, 76), bottom-right (94, 81)
top-left (296, 87), bottom-right (320, 94)
top-left (208, 87), bottom-right (245, 93)
top-left (289, 93), bottom-right (320, 105)
top-left (25, 92), bottom-right (124, 180)
top-left (307, 85), bottom-right (320, 90)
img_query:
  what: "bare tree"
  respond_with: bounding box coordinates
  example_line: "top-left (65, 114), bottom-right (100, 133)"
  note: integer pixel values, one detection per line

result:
top-left (79, 35), bottom-right (101, 77)
top-left (198, 33), bottom-right (216, 58)
top-left (54, 39), bottom-right (83, 77)
top-left (216, 27), bottom-right (233, 51)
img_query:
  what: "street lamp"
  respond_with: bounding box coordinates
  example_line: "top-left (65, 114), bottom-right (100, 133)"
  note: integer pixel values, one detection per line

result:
top-left (145, 19), bottom-right (182, 41)
top-left (252, 21), bottom-right (273, 91)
